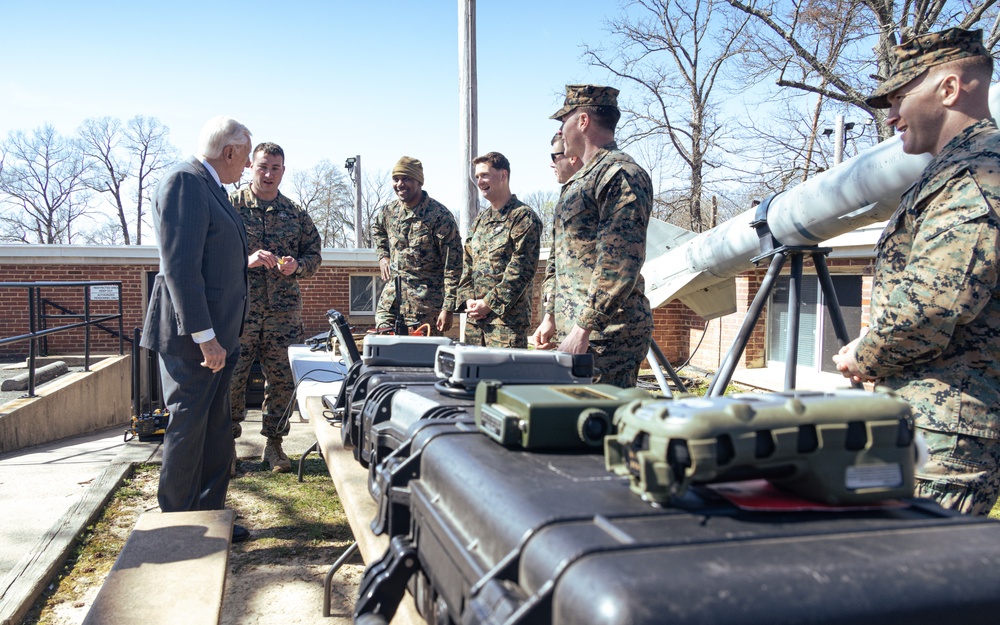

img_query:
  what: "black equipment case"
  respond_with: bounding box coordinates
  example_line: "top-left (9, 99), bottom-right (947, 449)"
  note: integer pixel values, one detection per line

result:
top-left (356, 433), bottom-right (1000, 625)
top-left (364, 382), bottom-right (474, 475)
top-left (335, 364), bottom-right (439, 451)
top-left (370, 420), bottom-right (479, 536)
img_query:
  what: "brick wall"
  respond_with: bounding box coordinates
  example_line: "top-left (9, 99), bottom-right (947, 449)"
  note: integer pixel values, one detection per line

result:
top-left (0, 246), bottom-right (876, 371)
top-left (0, 263), bottom-right (156, 358)
top-left (0, 247), bottom-right (553, 359)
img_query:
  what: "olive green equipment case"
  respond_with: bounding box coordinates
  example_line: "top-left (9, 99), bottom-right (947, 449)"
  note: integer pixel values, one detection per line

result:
top-left (475, 381), bottom-right (650, 450)
top-left (606, 389), bottom-right (916, 505)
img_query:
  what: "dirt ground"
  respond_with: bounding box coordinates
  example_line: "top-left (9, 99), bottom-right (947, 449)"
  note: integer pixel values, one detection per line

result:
top-left (25, 462), bottom-right (366, 625)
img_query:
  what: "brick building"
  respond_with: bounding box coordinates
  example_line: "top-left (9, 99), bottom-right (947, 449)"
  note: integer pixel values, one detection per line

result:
top-left (0, 232), bottom-right (879, 389)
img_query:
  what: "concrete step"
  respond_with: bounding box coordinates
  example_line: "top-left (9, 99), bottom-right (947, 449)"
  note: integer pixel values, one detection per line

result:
top-left (82, 510), bottom-right (235, 625)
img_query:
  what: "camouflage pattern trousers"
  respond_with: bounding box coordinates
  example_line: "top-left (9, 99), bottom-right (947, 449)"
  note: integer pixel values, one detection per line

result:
top-left (230, 309), bottom-right (304, 440)
top-left (584, 300), bottom-right (654, 389)
top-left (914, 428), bottom-right (1000, 516)
top-left (464, 320), bottom-right (528, 348)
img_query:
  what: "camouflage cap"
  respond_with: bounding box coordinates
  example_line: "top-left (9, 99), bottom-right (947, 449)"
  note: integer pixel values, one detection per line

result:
top-left (866, 27), bottom-right (990, 108)
top-left (550, 84), bottom-right (620, 120)
top-left (392, 156), bottom-right (424, 185)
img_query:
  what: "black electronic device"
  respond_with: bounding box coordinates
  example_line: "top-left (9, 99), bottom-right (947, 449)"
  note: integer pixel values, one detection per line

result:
top-left (326, 308), bottom-right (361, 366)
top-left (124, 408), bottom-right (169, 442)
top-left (351, 348), bottom-right (592, 460)
top-left (245, 361), bottom-right (264, 407)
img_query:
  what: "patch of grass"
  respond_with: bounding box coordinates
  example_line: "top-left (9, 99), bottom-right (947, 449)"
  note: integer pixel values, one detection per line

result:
top-left (637, 370), bottom-right (745, 397)
top-left (220, 455), bottom-right (352, 570)
top-left (23, 455), bottom-right (352, 624)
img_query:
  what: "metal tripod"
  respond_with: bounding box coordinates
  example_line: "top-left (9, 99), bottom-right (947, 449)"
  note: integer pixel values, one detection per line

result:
top-left (707, 244), bottom-right (862, 397)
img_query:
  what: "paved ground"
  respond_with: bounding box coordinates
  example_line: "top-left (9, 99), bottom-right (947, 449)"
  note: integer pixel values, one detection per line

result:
top-left (0, 405), bottom-right (356, 625)
top-left (0, 358), bottom-right (86, 406)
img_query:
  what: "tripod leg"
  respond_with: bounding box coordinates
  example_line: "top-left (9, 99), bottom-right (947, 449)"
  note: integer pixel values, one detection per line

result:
top-left (784, 253), bottom-right (804, 391)
top-left (648, 338), bottom-right (687, 395)
top-left (708, 252), bottom-right (787, 396)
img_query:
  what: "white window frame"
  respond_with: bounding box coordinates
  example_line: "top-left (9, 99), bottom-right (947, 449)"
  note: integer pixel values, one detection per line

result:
top-left (349, 274), bottom-right (385, 315)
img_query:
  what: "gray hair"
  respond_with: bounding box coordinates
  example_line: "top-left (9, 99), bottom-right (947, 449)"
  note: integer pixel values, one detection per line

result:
top-left (197, 116), bottom-right (251, 159)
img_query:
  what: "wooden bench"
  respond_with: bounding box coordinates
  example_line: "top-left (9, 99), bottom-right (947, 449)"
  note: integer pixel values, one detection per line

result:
top-left (307, 396), bottom-right (423, 624)
top-left (82, 509), bottom-right (234, 625)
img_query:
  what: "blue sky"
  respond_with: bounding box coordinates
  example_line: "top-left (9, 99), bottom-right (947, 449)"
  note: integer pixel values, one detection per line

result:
top-left (1, 0), bottom-right (622, 216)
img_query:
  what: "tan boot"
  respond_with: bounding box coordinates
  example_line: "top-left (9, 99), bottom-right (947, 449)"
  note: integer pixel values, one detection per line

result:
top-left (262, 437), bottom-right (292, 473)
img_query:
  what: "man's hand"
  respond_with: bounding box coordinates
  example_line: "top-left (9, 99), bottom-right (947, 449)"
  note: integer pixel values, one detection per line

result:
top-left (379, 257), bottom-right (391, 281)
top-left (437, 310), bottom-right (454, 332)
top-left (832, 338), bottom-right (876, 384)
top-left (529, 314), bottom-right (557, 350)
top-left (277, 256), bottom-right (297, 275)
top-left (248, 249), bottom-right (278, 269)
top-left (466, 299), bottom-right (492, 320)
top-left (558, 324), bottom-right (591, 355)
top-left (198, 337), bottom-right (227, 373)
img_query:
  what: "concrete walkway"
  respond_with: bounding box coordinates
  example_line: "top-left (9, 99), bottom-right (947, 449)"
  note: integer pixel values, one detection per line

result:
top-left (0, 409), bottom-right (317, 625)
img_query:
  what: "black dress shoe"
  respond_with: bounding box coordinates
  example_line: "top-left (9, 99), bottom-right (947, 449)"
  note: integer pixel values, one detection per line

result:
top-left (232, 524), bottom-right (250, 543)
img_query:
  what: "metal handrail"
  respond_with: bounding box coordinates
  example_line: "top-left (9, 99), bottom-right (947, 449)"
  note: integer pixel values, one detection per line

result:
top-left (0, 281), bottom-right (125, 397)
top-left (36, 297), bottom-right (131, 355)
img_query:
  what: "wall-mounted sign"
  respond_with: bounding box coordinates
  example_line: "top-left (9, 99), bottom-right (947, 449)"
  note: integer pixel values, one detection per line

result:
top-left (89, 285), bottom-right (120, 301)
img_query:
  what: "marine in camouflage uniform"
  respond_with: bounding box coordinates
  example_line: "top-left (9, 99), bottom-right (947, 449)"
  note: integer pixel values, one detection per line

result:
top-left (835, 28), bottom-right (1000, 515)
top-left (228, 143), bottom-right (322, 473)
top-left (373, 157), bottom-right (463, 335)
top-left (536, 85), bottom-right (654, 388)
top-left (458, 152), bottom-right (542, 348)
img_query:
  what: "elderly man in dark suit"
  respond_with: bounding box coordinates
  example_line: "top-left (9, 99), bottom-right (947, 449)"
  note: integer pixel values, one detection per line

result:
top-left (141, 116), bottom-right (252, 540)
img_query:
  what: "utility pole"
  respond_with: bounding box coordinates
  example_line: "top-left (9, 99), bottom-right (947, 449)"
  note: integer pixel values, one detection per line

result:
top-left (458, 0), bottom-right (478, 237)
top-left (345, 156), bottom-right (363, 247)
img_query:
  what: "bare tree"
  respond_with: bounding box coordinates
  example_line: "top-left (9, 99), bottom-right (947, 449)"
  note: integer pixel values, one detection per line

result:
top-left (290, 159), bottom-right (355, 247)
top-left (520, 190), bottom-right (558, 246)
top-left (78, 116), bottom-right (176, 245)
top-left (359, 169), bottom-right (394, 249)
top-left (585, 0), bottom-right (752, 232)
top-left (125, 116), bottom-right (176, 244)
top-left (0, 125), bottom-right (92, 244)
top-left (79, 213), bottom-right (128, 246)
top-left (725, 0), bottom-right (1000, 141)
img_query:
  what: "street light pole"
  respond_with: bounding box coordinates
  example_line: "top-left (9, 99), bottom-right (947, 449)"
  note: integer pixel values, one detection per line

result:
top-left (834, 115), bottom-right (845, 166)
top-left (353, 155), bottom-right (362, 248)
top-left (345, 156), bottom-right (363, 248)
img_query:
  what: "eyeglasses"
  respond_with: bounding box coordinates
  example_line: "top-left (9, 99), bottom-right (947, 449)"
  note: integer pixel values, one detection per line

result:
top-left (550, 152), bottom-right (564, 163)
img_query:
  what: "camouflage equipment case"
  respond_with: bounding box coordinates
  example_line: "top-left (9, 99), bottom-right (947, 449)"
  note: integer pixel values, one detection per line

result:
top-left (607, 390), bottom-right (915, 505)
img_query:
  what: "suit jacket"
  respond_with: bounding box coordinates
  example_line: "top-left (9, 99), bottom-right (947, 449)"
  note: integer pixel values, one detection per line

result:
top-left (141, 157), bottom-right (249, 360)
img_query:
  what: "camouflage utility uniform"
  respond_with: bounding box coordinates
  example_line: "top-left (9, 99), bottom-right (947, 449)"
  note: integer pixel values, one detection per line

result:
top-left (457, 194), bottom-right (542, 347)
top-left (853, 119), bottom-right (1000, 515)
top-left (543, 141), bottom-right (654, 387)
top-left (373, 191), bottom-right (463, 335)
top-left (229, 187), bottom-right (322, 439)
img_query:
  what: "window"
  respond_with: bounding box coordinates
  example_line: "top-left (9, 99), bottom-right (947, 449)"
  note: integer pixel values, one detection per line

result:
top-left (350, 275), bottom-right (386, 315)
top-left (766, 274), bottom-right (862, 373)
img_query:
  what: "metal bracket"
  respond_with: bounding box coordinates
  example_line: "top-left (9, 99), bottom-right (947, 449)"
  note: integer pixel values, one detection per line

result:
top-left (354, 535), bottom-right (420, 623)
top-left (749, 192), bottom-right (783, 263)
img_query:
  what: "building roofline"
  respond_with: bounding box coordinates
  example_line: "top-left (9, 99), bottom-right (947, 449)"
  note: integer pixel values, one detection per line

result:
top-left (0, 245), bottom-right (379, 266)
